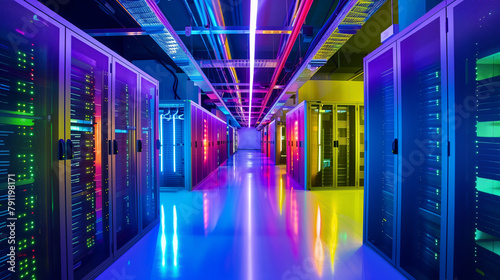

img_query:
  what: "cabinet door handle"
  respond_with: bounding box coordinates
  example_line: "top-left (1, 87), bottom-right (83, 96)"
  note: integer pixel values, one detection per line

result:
top-left (334, 140), bottom-right (339, 148)
top-left (155, 139), bottom-right (161, 150)
top-left (113, 139), bottom-right (118, 154)
top-left (392, 139), bottom-right (398, 154)
top-left (58, 139), bottom-right (66, 160)
top-left (66, 139), bottom-right (74, 159)
top-left (137, 140), bottom-right (143, 152)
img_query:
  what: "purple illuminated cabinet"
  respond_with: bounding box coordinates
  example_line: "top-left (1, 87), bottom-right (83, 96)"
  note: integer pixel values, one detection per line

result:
top-left (264, 120), bottom-right (286, 165)
top-left (228, 125), bottom-right (237, 156)
top-left (364, 0), bottom-right (500, 279)
top-left (159, 100), bottom-right (229, 191)
top-left (0, 1), bottom-right (160, 280)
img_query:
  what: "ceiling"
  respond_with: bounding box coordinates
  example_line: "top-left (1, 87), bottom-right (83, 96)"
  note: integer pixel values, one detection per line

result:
top-left (40, 0), bottom-right (388, 127)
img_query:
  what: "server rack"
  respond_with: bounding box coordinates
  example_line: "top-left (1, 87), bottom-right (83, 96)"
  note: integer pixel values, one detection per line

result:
top-left (448, 0), bottom-right (500, 279)
top-left (286, 101), bottom-right (364, 190)
top-left (0, 1), bottom-right (160, 279)
top-left (159, 100), bottom-right (228, 191)
top-left (364, 43), bottom-right (398, 265)
top-left (0, 2), bottom-right (65, 279)
top-left (361, 1), bottom-right (495, 279)
top-left (228, 125), bottom-right (237, 155)
top-left (261, 126), bottom-right (269, 156)
top-left (286, 103), bottom-right (306, 188)
top-left (267, 120), bottom-right (286, 165)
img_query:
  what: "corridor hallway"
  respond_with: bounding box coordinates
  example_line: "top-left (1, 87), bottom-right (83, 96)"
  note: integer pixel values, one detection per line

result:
top-left (96, 150), bottom-right (405, 279)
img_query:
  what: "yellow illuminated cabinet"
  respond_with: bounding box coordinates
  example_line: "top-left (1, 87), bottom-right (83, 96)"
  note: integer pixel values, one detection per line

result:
top-left (286, 101), bottom-right (364, 190)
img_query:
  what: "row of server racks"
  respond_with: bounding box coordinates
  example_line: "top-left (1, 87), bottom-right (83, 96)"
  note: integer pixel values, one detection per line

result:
top-left (229, 125), bottom-right (238, 156)
top-left (286, 101), bottom-right (364, 190)
top-left (261, 120), bottom-right (286, 165)
top-left (0, 1), bottom-right (160, 279)
top-left (364, 0), bottom-right (500, 279)
top-left (159, 101), bottom-right (234, 191)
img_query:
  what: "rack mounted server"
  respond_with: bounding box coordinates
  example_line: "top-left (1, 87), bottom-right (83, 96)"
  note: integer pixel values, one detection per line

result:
top-left (159, 100), bottom-right (230, 190)
top-left (286, 101), bottom-right (364, 190)
top-left (262, 120), bottom-right (286, 165)
top-left (0, 1), bottom-right (160, 279)
top-left (364, 0), bottom-right (500, 279)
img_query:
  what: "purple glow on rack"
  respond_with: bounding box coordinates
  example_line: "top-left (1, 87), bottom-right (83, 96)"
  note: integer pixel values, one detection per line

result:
top-left (15, 28), bottom-right (25, 35)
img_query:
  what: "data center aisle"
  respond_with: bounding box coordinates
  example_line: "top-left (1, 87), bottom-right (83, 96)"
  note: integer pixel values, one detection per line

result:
top-left (96, 150), bottom-right (405, 280)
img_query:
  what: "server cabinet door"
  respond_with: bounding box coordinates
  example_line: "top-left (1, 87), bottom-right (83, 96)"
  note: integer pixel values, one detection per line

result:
top-left (280, 124), bottom-right (287, 164)
top-left (270, 122), bottom-right (276, 164)
top-left (159, 104), bottom-right (185, 190)
top-left (291, 111), bottom-right (298, 182)
top-left (335, 105), bottom-right (357, 187)
top-left (196, 108), bottom-right (203, 185)
top-left (358, 105), bottom-right (365, 187)
top-left (397, 10), bottom-right (448, 280)
top-left (297, 107), bottom-right (305, 187)
top-left (309, 103), bottom-right (336, 188)
top-left (66, 32), bottom-right (112, 280)
top-left (191, 104), bottom-right (197, 187)
top-left (287, 116), bottom-right (292, 175)
top-left (448, 1), bottom-right (500, 279)
top-left (0, 2), bottom-right (64, 279)
top-left (202, 111), bottom-right (207, 178)
top-left (112, 60), bottom-right (139, 251)
top-left (364, 44), bottom-right (398, 263)
top-left (139, 76), bottom-right (158, 230)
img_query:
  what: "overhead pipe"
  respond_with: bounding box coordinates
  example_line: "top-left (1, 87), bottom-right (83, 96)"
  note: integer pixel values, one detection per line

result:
top-left (191, 0), bottom-right (247, 123)
top-left (207, 0), bottom-right (247, 125)
top-left (254, 0), bottom-right (314, 125)
top-left (277, 0), bottom-right (300, 61)
top-left (199, 0), bottom-right (247, 125)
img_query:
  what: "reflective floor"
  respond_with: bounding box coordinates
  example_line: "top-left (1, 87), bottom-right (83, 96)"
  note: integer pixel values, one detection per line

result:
top-left (96, 150), bottom-right (406, 280)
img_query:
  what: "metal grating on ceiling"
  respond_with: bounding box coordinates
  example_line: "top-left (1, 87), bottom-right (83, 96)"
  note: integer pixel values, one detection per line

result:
top-left (117, 0), bottom-right (239, 126)
top-left (313, 0), bottom-right (382, 61)
top-left (198, 59), bottom-right (278, 68)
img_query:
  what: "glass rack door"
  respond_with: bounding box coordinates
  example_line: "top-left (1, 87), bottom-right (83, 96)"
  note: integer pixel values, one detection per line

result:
top-left (336, 105), bottom-right (357, 187)
top-left (358, 105), bottom-right (365, 187)
top-left (68, 34), bottom-right (112, 280)
top-left (113, 61), bottom-right (138, 251)
top-left (449, 0), bottom-right (500, 278)
top-left (0, 2), bottom-right (63, 279)
top-left (365, 44), bottom-right (398, 262)
top-left (139, 77), bottom-right (158, 229)
top-left (398, 10), bottom-right (447, 280)
top-left (310, 103), bottom-right (335, 188)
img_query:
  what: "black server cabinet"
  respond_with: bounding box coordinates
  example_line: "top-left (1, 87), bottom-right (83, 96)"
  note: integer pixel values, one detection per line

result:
top-left (364, 43), bottom-right (398, 263)
top-left (364, 3), bottom-right (448, 279)
top-left (398, 9), bottom-right (448, 280)
top-left (139, 76), bottom-right (159, 231)
top-left (0, 1), bottom-right (160, 279)
top-left (0, 1), bottom-right (64, 279)
top-left (448, 0), bottom-right (500, 279)
top-left (66, 32), bottom-right (113, 280)
top-left (112, 60), bottom-right (139, 251)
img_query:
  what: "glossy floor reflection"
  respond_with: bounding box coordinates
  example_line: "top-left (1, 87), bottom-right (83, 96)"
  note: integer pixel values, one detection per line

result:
top-left (96, 150), bottom-right (406, 280)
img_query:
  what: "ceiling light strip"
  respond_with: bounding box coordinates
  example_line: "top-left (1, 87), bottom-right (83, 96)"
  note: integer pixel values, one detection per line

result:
top-left (248, 0), bottom-right (258, 127)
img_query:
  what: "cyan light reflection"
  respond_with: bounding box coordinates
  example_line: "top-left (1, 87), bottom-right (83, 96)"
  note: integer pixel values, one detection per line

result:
top-left (160, 204), bottom-right (166, 267)
top-left (173, 205), bottom-right (178, 267)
